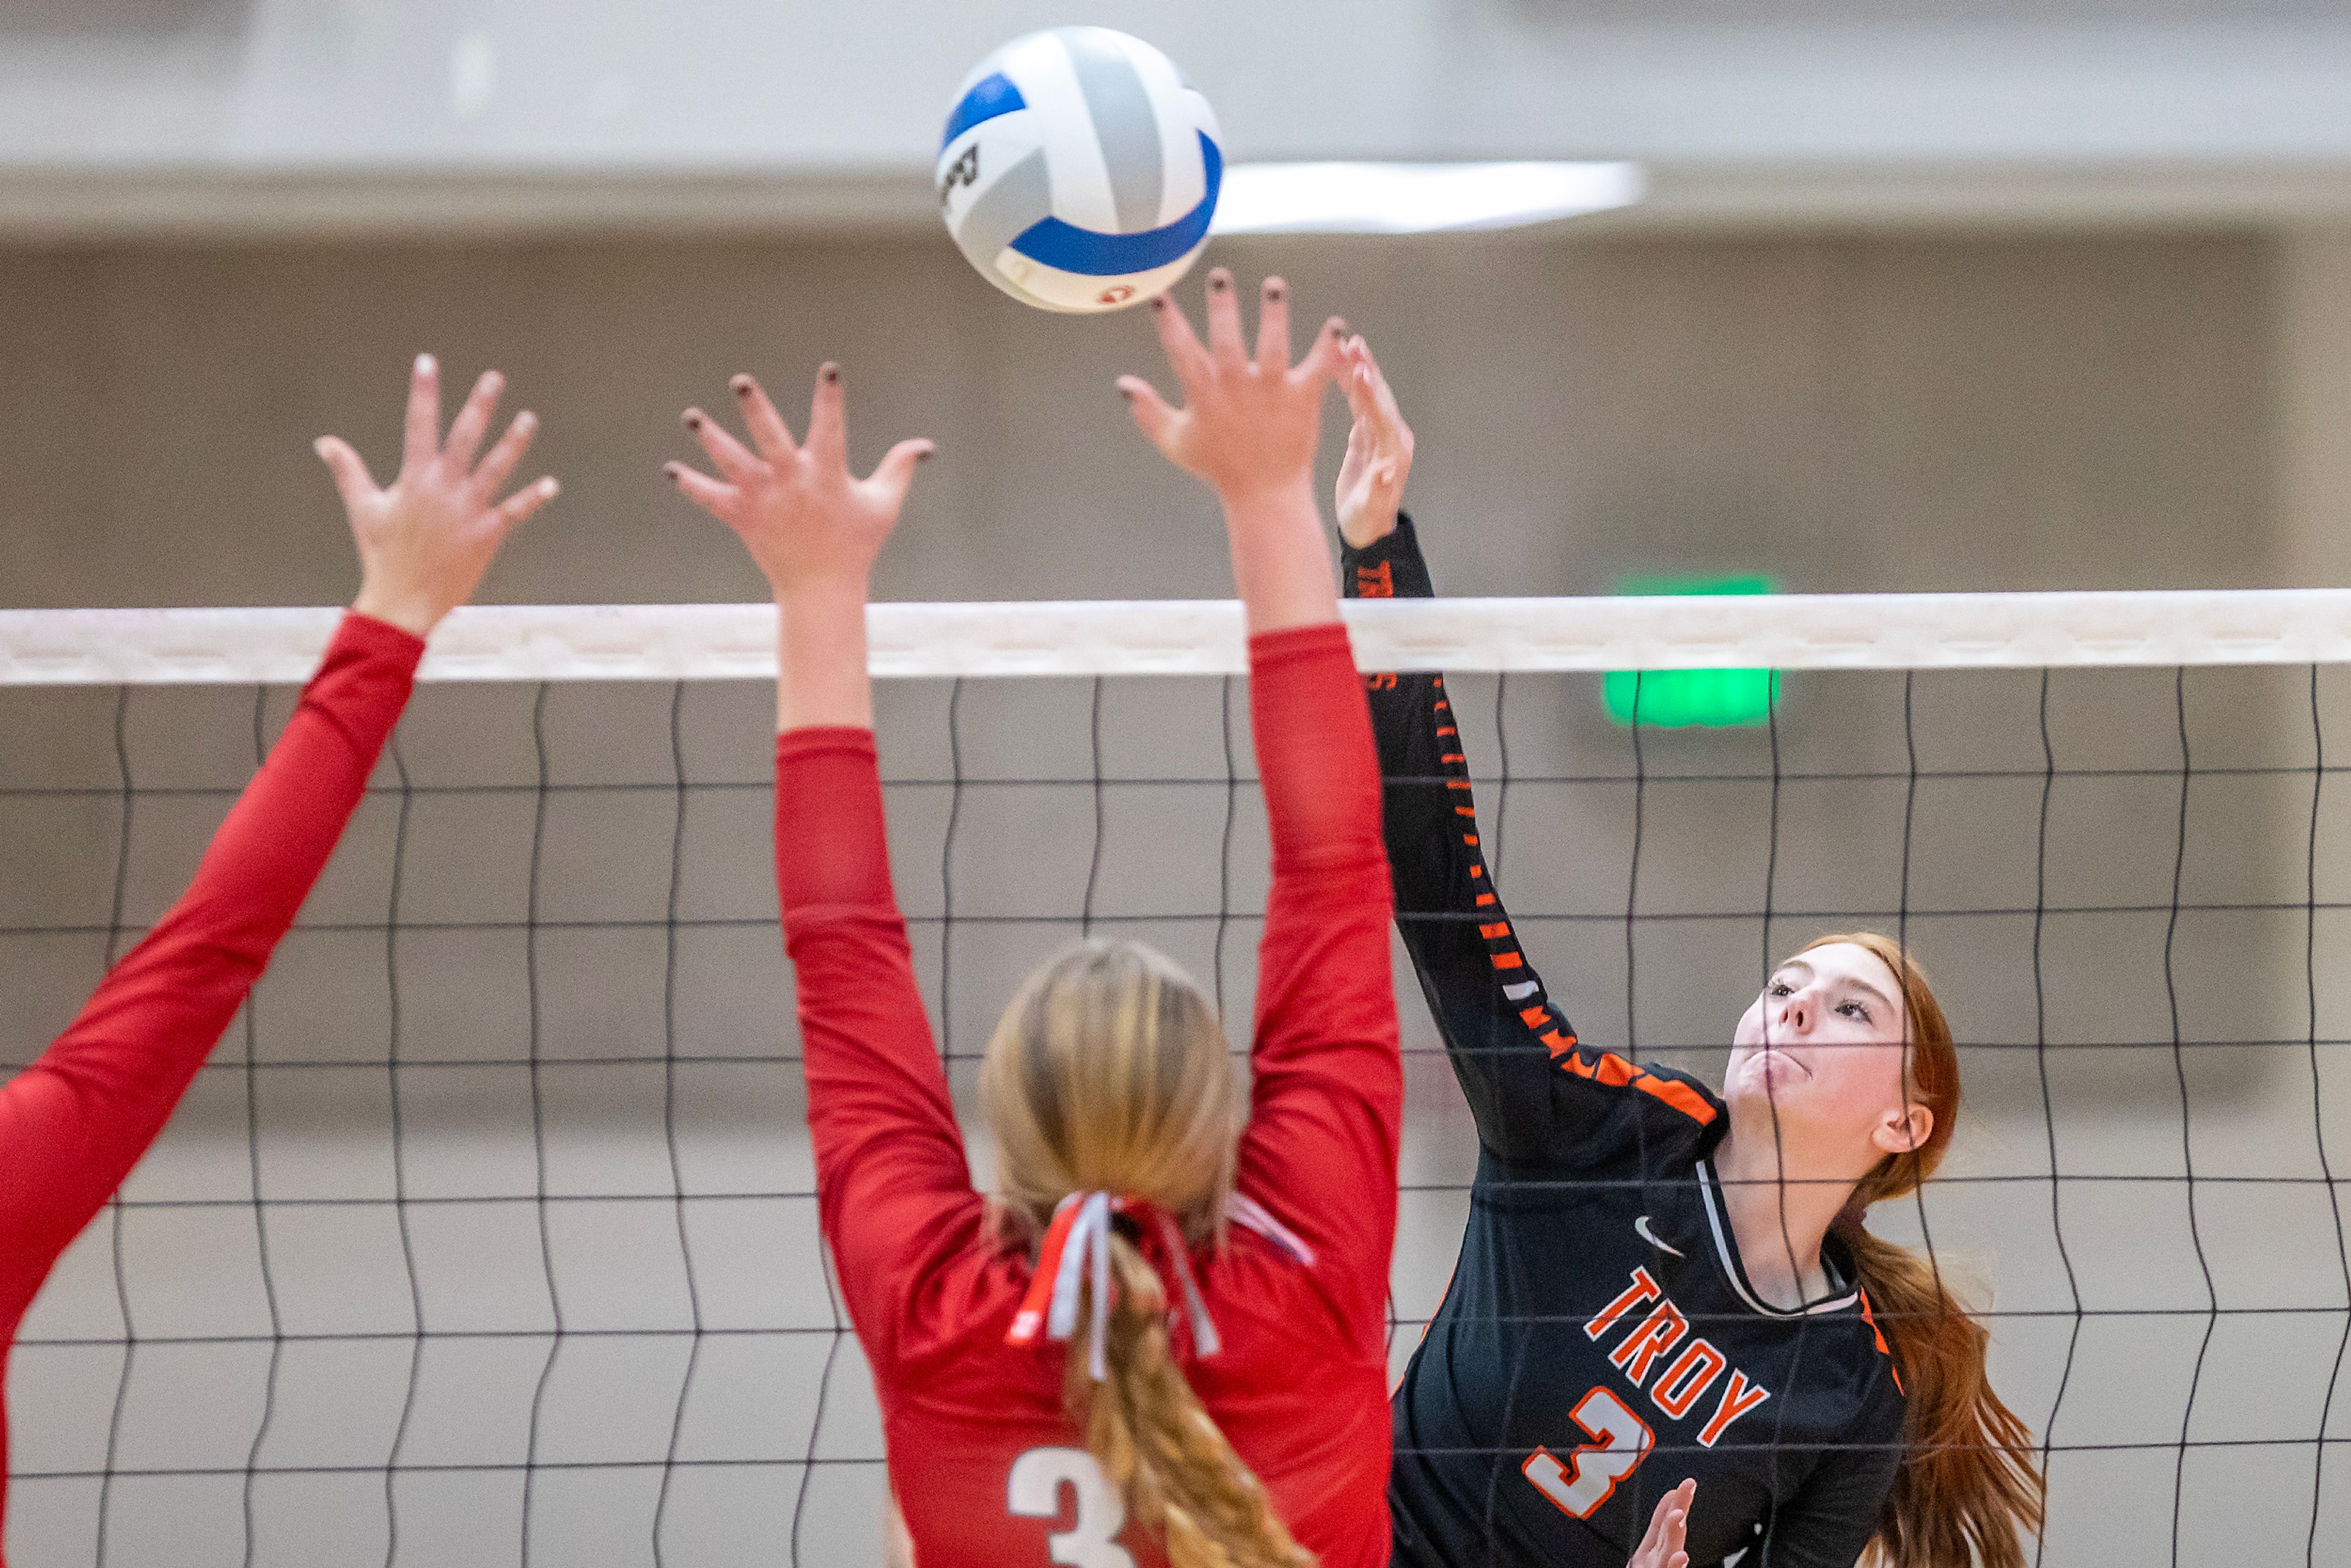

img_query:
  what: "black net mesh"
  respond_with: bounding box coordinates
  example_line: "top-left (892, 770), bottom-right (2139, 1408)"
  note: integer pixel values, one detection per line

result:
top-left (2, 660), bottom-right (2349, 1565)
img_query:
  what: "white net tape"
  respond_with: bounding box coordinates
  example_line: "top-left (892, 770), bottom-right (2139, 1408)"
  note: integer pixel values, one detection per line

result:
top-left (9, 590), bottom-right (2351, 684)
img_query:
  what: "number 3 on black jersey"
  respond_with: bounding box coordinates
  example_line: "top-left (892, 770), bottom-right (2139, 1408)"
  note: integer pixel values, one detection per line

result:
top-left (1521, 1387), bottom-right (1656, 1519)
top-left (1010, 1446), bottom-right (1134, 1568)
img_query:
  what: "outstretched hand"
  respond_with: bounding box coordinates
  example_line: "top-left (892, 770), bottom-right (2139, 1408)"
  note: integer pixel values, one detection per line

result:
top-left (1117, 268), bottom-right (1345, 505)
top-left (666, 364), bottom-right (934, 603)
top-left (1334, 333), bottom-right (1413, 550)
top-left (1629, 1479), bottom-right (1695, 1568)
top-left (321, 355), bottom-right (558, 637)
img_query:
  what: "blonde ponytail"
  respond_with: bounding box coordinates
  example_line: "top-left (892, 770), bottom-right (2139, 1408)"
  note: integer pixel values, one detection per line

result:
top-left (1801, 934), bottom-right (2043, 1568)
top-left (1068, 1234), bottom-right (1314, 1568)
top-left (983, 940), bottom-right (1314, 1568)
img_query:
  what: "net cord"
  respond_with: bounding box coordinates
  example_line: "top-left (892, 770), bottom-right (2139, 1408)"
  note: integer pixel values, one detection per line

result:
top-left (21, 592), bottom-right (2351, 685)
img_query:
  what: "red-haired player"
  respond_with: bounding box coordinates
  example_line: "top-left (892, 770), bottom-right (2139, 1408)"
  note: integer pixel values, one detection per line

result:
top-left (0, 357), bottom-right (556, 1561)
top-left (665, 269), bottom-right (1401, 1568)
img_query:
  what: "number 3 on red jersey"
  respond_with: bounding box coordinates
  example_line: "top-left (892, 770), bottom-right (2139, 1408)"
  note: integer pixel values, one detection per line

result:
top-left (1521, 1387), bottom-right (1655, 1518)
top-left (1009, 1446), bottom-right (1136, 1567)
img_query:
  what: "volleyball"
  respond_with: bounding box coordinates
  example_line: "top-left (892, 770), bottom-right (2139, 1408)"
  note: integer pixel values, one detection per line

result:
top-left (936, 27), bottom-right (1223, 313)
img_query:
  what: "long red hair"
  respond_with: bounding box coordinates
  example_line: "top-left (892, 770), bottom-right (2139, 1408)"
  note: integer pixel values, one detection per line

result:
top-left (1800, 932), bottom-right (2042, 1568)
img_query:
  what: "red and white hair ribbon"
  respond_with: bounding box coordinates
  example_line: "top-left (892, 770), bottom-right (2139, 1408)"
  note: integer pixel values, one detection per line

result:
top-left (1004, 1192), bottom-right (1221, 1381)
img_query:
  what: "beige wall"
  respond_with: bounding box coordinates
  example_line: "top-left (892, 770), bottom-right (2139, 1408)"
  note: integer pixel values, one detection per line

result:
top-left (0, 228), bottom-right (2277, 614)
top-left (6, 228), bottom-right (2348, 1567)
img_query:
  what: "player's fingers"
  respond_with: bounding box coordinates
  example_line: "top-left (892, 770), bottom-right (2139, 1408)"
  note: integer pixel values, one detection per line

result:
top-left (1360, 334), bottom-right (1409, 435)
top-left (313, 437), bottom-right (378, 512)
top-left (402, 353), bottom-right (443, 474)
top-left (1202, 268), bottom-right (1245, 364)
top-left (1291, 315), bottom-right (1348, 389)
top-left (1149, 292), bottom-right (1212, 389)
top-left (492, 475), bottom-right (561, 537)
top-left (683, 408), bottom-right (761, 483)
top-left (803, 362), bottom-right (847, 473)
top-left (730, 373), bottom-right (798, 460)
top-left (663, 460), bottom-right (740, 520)
top-left (1340, 343), bottom-right (1380, 426)
top-left (864, 437), bottom-right (936, 510)
top-left (473, 411), bottom-right (539, 497)
top-left (1116, 376), bottom-right (1183, 456)
top-left (1253, 277), bottom-right (1292, 372)
top-left (443, 369), bottom-right (505, 469)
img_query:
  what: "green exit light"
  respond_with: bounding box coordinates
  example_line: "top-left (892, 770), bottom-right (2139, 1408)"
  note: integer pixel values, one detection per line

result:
top-left (1603, 576), bottom-right (1780, 729)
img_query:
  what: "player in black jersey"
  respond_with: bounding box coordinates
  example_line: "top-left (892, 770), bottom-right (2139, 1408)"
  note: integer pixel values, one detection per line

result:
top-left (1329, 340), bottom-right (2041, 1568)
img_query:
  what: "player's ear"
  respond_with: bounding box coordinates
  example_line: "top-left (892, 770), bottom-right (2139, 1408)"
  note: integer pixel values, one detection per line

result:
top-left (1871, 1101), bottom-right (1932, 1158)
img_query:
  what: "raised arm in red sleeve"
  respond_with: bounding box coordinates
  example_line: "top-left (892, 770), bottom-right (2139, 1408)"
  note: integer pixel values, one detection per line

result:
top-left (0, 611), bottom-right (419, 1411)
top-left (1234, 621), bottom-right (1402, 1348)
top-left (775, 726), bottom-right (980, 1356)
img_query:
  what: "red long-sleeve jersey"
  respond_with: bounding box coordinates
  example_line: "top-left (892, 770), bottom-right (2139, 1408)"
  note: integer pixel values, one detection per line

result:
top-left (0, 612), bottom-right (420, 1558)
top-left (776, 621), bottom-right (1402, 1568)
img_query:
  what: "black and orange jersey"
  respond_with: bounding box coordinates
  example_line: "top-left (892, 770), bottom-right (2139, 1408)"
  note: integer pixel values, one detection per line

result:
top-left (1348, 517), bottom-right (1907, 1568)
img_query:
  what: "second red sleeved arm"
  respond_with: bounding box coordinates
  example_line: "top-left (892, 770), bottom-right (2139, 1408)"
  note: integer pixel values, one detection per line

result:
top-left (1234, 623), bottom-right (1403, 1350)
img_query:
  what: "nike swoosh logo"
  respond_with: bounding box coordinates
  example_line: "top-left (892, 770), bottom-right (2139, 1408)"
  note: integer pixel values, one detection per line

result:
top-left (1633, 1215), bottom-right (1685, 1257)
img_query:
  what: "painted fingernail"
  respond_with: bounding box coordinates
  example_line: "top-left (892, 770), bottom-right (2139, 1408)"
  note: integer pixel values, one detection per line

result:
top-left (730, 375), bottom-right (754, 397)
top-left (916, 444), bottom-right (936, 462)
top-left (516, 410), bottom-right (538, 432)
top-left (415, 353), bottom-right (436, 375)
top-left (1150, 294), bottom-right (1169, 310)
top-left (1264, 279), bottom-right (1286, 298)
top-left (683, 410), bottom-right (703, 430)
top-left (541, 478), bottom-right (560, 497)
top-left (662, 463), bottom-right (683, 481)
top-left (1208, 271), bottom-right (1231, 291)
top-left (820, 362), bottom-right (841, 384)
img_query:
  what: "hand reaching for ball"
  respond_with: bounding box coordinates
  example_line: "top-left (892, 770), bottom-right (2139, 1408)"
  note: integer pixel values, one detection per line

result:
top-left (666, 364), bottom-right (934, 603)
top-left (1116, 270), bottom-right (1351, 636)
top-left (1118, 268), bottom-right (1346, 506)
top-left (321, 354), bottom-right (558, 639)
top-left (1335, 333), bottom-right (1414, 550)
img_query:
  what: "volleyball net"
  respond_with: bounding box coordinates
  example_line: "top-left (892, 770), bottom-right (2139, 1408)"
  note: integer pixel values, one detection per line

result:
top-left (4, 592), bottom-right (2350, 1567)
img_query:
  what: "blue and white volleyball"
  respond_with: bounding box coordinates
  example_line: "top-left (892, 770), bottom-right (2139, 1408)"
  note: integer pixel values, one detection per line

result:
top-left (937, 28), bottom-right (1222, 314)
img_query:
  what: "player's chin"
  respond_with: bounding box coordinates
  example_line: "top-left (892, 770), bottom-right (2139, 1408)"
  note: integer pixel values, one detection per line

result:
top-left (1726, 1048), bottom-right (1816, 1105)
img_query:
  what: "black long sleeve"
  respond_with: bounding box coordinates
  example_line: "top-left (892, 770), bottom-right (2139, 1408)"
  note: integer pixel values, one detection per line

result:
top-left (1343, 517), bottom-right (1719, 1169)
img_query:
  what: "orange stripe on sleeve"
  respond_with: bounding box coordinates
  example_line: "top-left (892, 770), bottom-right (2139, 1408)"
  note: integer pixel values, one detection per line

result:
top-left (1632, 1073), bottom-right (1720, 1127)
top-left (1491, 951), bottom-right (1523, 970)
top-left (1592, 1052), bottom-right (1638, 1087)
